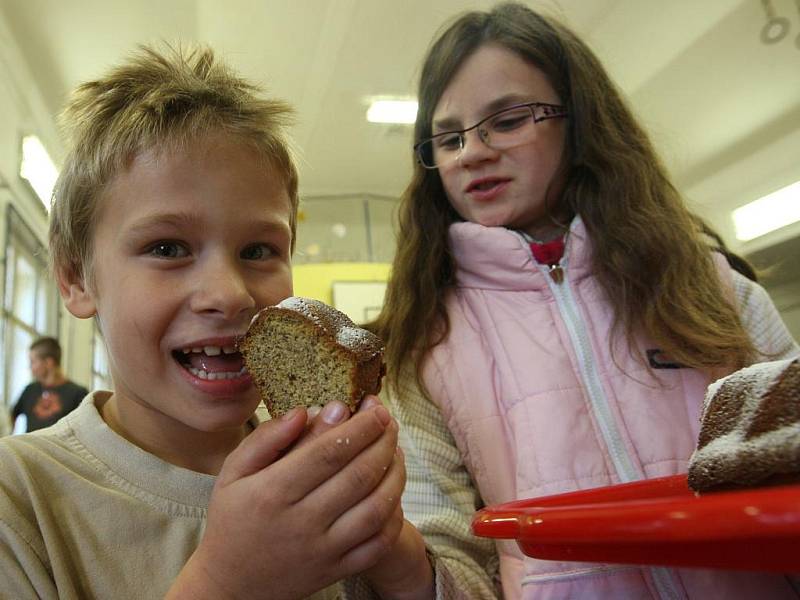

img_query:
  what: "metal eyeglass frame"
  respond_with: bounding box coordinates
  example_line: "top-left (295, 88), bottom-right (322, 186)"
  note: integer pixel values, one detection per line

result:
top-left (414, 101), bottom-right (568, 170)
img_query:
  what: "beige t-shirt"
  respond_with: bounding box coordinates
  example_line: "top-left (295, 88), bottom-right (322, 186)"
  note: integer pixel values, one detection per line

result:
top-left (0, 392), bottom-right (357, 599)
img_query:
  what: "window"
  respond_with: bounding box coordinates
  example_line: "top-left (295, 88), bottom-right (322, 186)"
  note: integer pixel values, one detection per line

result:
top-left (92, 326), bottom-right (112, 391)
top-left (1, 205), bottom-right (59, 415)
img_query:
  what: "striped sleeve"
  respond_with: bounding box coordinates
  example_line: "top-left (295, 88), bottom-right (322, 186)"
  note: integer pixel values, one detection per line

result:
top-left (732, 271), bottom-right (800, 361)
top-left (386, 366), bottom-right (499, 599)
top-left (340, 366), bottom-right (499, 600)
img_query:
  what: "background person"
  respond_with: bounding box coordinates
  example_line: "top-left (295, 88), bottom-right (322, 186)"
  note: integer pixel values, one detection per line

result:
top-left (10, 336), bottom-right (88, 433)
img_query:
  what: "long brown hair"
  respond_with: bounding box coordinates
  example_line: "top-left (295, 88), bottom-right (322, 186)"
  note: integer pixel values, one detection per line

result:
top-left (371, 2), bottom-right (755, 390)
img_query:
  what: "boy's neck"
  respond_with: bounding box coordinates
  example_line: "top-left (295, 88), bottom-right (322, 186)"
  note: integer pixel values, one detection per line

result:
top-left (99, 394), bottom-right (250, 475)
top-left (41, 369), bottom-right (67, 388)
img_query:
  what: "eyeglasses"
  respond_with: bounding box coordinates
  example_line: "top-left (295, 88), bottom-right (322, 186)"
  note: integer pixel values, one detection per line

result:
top-left (414, 102), bottom-right (567, 169)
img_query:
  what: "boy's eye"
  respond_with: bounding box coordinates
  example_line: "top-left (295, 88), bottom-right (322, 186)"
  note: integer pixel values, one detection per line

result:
top-left (148, 242), bottom-right (188, 259)
top-left (241, 243), bottom-right (277, 260)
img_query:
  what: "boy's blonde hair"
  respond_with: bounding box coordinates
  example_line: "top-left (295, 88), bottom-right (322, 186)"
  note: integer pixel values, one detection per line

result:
top-left (50, 44), bottom-right (299, 286)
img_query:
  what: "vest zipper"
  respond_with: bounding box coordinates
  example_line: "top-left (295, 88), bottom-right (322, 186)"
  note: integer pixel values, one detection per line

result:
top-left (548, 264), bottom-right (563, 284)
top-left (518, 231), bottom-right (686, 600)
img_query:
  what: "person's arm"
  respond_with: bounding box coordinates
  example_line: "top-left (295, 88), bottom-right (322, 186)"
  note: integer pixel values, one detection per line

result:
top-left (732, 271), bottom-right (799, 362)
top-left (343, 365), bottom-right (499, 599)
top-left (168, 403), bottom-right (405, 600)
top-left (0, 515), bottom-right (57, 599)
top-left (0, 441), bottom-right (57, 599)
top-left (11, 386), bottom-right (28, 421)
top-left (9, 386), bottom-right (32, 433)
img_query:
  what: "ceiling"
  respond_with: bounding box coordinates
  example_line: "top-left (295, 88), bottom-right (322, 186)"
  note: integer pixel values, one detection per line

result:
top-left (1, 0), bottom-right (799, 261)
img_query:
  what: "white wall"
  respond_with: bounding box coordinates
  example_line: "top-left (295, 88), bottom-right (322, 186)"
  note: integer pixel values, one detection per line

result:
top-left (767, 281), bottom-right (800, 342)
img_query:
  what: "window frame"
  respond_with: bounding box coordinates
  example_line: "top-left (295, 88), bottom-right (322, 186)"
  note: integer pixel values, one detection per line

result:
top-left (1, 204), bottom-right (60, 412)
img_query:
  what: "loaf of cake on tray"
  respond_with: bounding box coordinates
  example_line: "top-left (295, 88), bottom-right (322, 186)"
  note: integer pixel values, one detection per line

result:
top-left (687, 357), bottom-right (799, 493)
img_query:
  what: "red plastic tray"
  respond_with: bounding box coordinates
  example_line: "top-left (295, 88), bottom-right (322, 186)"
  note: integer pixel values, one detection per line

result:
top-left (472, 474), bottom-right (800, 572)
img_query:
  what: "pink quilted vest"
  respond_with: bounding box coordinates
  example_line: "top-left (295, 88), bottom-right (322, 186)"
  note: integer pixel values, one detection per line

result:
top-left (422, 219), bottom-right (797, 599)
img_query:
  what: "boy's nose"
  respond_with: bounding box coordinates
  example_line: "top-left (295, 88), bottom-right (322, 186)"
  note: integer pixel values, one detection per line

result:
top-left (190, 260), bottom-right (255, 320)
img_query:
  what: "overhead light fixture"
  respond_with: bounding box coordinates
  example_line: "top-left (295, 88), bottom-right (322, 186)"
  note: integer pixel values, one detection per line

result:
top-left (20, 135), bottom-right (58, 212)
top-left (366, 100), bottom-right (418, 124)
top-left (733, 181), bottom-right (800, 241)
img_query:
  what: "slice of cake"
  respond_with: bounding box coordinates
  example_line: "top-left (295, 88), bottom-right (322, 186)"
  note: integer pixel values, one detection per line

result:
top-left (239, 297), bottom-right (385, 417)
top-left (687, 357), bottom-right (800, 493)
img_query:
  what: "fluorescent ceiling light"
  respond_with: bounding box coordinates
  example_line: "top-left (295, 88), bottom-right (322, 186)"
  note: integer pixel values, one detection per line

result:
top-left (20, 135), bottom-right (58, 212)
top-left (366, 100), bottom-right (418, 124)
top-left (733, 181), bottom-right (800, 241)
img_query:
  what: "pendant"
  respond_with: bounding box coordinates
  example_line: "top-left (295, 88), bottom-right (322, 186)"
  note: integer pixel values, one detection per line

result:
top-left (549, 265), bottom-right (564, 284)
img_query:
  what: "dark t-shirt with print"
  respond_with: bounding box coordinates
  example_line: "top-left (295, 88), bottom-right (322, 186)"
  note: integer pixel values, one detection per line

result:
top-left (12, 381), bottom-right (89, 432)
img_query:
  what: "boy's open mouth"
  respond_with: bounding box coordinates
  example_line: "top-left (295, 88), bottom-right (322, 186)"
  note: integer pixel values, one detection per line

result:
top-left (173, 345), bottom-right (248, 380)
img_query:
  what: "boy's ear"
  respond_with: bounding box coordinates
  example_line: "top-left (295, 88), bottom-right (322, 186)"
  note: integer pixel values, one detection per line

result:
top-left (56, 265), bottom-right (97, 319)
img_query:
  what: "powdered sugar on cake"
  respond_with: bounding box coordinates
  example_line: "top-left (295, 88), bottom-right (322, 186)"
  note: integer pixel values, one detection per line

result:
top-left (276, 296), bottom-right (382, 356)
top-left (701, 360), bottom-right (787, 415)
top-left (688, 357), bottom-right (800, 492)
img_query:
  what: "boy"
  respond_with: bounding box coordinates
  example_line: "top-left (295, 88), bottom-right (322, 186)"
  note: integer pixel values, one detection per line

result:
top-left (0, 45), bottom-right (442, 599)
top-left (11, 337), bottom-right (88, 432)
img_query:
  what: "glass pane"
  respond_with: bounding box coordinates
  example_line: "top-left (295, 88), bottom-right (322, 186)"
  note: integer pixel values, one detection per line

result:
top-left (35, 275), bottom-right (56, 334)
top-left (367, 197), bottom-right (398, 263)
top-left (12, 250), bottom-right (37, 327)
top-left (3, 244), bottom-right (15, 310)
top-left (295, 197), bottom-right (370, 263)
top-left (93, 373), bottom-right (113, 391)
top-left (93, 328), bottom-right (112, 391)
top-left (8, 325), bottom-right (34, 408)
top-left (0, 317), bottom-right (5, 410)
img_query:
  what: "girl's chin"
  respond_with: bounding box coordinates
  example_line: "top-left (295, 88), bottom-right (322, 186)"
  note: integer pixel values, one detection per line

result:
top-left (469, 210), bottom-right (512, 228)
top-left (478, 217), bottom-right (513, 229)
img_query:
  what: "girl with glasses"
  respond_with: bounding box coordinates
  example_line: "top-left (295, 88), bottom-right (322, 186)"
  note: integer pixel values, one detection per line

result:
top-left (369, 2), bottom-right (799, 599)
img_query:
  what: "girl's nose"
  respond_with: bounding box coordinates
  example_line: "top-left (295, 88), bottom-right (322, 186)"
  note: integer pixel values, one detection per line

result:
top-left (190, 258), bottom-right (255, 320)
top-left (457, 127), bottom-right (499, 168)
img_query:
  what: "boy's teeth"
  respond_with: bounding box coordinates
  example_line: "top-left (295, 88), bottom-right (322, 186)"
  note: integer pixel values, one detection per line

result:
top-left (187, 366), bottom-right (247, 380)
top-left (180, 345), bottom-right (239, 355)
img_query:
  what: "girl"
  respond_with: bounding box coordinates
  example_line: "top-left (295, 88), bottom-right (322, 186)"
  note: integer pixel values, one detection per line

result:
top-left (371, 3), bottom-right (800, 599)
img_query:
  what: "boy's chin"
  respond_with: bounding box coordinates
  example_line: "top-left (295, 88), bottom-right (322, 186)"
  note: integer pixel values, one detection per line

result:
top-left (185, 409), bottom-right (259, 434)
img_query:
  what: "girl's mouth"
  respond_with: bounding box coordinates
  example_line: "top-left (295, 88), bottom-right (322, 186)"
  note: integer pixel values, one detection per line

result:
top-left (466, 177), bottom-right (510, 193)
top-left (466, 178), bottom-right (510, 202)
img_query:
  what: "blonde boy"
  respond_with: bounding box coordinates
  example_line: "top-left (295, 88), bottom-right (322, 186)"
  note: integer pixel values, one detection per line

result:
top-left (0, 46), bottom-right (438, 599)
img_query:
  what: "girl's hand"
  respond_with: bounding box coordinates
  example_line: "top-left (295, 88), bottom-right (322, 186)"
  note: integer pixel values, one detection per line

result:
top-left (361, 453), bottom-right (435, 600)
top-left (167, 399), bottom-right (402, 600)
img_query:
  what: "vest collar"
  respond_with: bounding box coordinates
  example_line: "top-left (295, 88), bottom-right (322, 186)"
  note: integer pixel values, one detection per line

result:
top-left (447, 216), bottom-right (591, 290)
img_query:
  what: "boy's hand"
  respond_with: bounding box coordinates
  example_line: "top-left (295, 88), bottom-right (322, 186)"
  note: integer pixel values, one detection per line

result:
top-left (168, 400), bottom-right (404, 600)
top-left (295, 395), bottom-right (383, 449)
